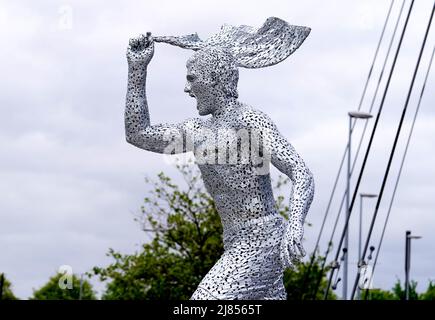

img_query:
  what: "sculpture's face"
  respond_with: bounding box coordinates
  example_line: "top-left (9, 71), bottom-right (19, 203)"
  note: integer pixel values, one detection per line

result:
top-left (184, 47), bottom-right (239, 116)
top-left (185, 58), bottom-right (219, 116)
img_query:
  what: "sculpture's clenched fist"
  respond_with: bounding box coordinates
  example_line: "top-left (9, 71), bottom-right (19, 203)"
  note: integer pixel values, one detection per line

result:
top-left (127, 33), bottom-right (154, 66)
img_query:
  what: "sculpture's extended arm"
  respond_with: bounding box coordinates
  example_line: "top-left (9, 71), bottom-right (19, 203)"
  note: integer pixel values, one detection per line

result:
top-left (242, 109), bottom-right (314, 268)
top-left (125, 34), bottom-right (197, 154)
top-left (270, 128), bottom-right (314, 268)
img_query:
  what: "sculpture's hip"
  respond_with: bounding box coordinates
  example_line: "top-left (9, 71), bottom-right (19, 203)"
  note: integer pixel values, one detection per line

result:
top-left (190, 214), bottom-right (287, 300)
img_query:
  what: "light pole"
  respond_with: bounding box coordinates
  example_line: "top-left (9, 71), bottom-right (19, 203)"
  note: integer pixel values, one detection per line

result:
top-left (343, 111), bottom-right (373, 300)
top-left (405, 231), bottom-right (421, 300)
top-left (357, 193), bottom-right (377, 299)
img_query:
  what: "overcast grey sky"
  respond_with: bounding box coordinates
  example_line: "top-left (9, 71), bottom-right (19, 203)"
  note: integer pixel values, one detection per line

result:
top-left (1, 0), bottom-right (434, 299)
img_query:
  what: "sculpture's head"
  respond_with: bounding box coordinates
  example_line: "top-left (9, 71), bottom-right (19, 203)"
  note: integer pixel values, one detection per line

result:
top-left (155, 17), bottom-right (311, 115)
top-left (184, 47), bottom-right (239, 116)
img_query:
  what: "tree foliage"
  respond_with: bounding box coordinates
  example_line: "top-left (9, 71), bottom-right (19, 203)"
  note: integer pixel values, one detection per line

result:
top-left (391, 279), bottom-right (419, 300)
top-left (420, 280), bottom-right (435, 300)
top-left (30, 272), bottom-right (96, 300)
top-left (365, 279), bottom-right (425, 300)
top-left (364, 288), bottom-right (397, 300)
top-left (0, 273), bottom-right (18, 300)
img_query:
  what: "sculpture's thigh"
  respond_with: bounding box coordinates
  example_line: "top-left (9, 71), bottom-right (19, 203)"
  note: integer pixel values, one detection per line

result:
top-left (190, 252), bottom-right (236, 300)
top-left (191, 231), bottom-right (286, 300)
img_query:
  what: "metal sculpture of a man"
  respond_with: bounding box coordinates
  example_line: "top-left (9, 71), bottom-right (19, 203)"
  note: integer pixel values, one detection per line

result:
top-left (124, 17), bottom-right (315, 300)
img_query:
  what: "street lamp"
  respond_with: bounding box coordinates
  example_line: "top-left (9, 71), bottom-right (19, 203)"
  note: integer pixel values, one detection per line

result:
top-left (343, 111), bottom-right (373, 300)
top-left (357, 193), bottom-right (377, 299)
top-left (405, 231), bottom-right (422, 300)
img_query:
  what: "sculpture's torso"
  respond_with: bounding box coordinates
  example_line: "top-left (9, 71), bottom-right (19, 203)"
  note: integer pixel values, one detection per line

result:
top-left (188, 107), bottom-right (287, 300)
top-left (199, 163), bottom-right (277, 228)
top-left (189, 104), bottom-right (278, 230)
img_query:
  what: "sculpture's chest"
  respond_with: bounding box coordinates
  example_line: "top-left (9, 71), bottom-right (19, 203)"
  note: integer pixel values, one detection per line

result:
top-left (193, 120), bottom-right (251, 163)
top-left (193, 115), bottom-right (247, 150)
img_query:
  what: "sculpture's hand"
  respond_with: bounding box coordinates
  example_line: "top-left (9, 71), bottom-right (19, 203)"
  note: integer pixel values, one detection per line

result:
top-left (280, 220), bottom-right (306, 269)
top-left (127, 33), bottom-right (154, 66)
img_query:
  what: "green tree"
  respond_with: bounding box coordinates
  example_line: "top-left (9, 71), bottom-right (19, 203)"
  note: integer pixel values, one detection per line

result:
top-left (92, 162), bottom-right (331, 300)
top-left (365, 288), bottom-right (397, 300)
top-left (0, 273), bottom-right (18, 300)
top-left (364, 279), bottom-right (420, 300)
top-left (391, 279), bottom-right (419, 300)
top-left (31, 272), bottom-right (96, 300)
top-left (420, 280), bottom-right (435, 300)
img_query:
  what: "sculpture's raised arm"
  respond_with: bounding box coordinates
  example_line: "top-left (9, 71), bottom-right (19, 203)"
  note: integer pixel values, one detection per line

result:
top-left (125, 33), bottom-right (197, 154)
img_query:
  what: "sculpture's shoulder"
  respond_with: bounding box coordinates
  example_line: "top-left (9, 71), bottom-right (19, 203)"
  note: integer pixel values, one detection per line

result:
top-left (237, 104), bottom-right (276, 131)
top-left (182, 117), bottom-right (205, 133)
